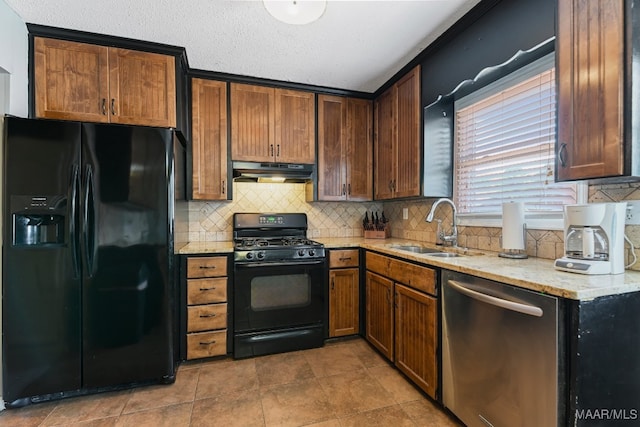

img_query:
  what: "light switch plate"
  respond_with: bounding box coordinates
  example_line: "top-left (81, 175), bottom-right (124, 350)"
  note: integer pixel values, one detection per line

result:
top-left (625, 201), bottom-right (640, 225)
top-left (403, 207), bottom-right (409, 220)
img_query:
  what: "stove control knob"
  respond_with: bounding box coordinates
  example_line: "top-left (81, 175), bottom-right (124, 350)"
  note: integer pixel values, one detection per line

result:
top-left (308, 249), bottom-right (315, 257)
top-left (298, 249), bottom-right (306, 257)
top-left (245, 252), bottom-right (254, 260)
top-left (257, 251), bottom-right (265, 260)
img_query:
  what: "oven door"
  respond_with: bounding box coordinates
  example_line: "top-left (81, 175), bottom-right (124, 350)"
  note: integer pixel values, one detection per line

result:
top-left (233, 258), bottom-right (327, 358)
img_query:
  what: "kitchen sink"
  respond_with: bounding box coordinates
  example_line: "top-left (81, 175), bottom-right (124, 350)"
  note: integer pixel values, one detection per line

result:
top-left (389, 245), bottom-right (443, 254)
top-left (425, 252), bottom-right (460, 258)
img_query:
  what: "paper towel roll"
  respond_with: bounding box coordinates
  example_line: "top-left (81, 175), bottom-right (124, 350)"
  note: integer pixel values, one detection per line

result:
top-left (502, 202), bottom-right (526, 250)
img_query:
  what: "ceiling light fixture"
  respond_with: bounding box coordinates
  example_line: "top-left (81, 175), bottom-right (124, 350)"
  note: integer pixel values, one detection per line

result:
top-left (263, 0), bottom-right (327, 25)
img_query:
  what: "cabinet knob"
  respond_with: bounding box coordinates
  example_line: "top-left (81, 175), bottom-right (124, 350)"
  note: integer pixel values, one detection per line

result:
top-left (276, 144), bottom-right (280, 157)
top-left (110, 99), bottom-right (116, 116)
top-left (342, 184), bottom-right (346, 195)
top-left (101, 98), bottom-right (107, 115)
top-left (270, 144), bottom-right (274, 156)
top-left (558, 143), bottom-right (568, 167)
top-left (221, 180), bottom-right (225, 195)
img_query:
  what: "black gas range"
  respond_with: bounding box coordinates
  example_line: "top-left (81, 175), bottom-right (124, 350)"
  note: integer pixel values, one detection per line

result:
top-left (232, 213), bottom-right (327, 358)
top-left (233, 213), bottom-right (325, 263)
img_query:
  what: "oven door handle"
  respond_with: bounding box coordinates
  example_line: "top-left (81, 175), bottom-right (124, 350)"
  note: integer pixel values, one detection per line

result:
top-left (235, 259), bottom-right (326, 268)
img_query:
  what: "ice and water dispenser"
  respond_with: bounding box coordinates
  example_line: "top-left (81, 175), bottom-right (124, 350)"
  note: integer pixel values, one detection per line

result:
top-left (12, 195), bottom-right (66, 246)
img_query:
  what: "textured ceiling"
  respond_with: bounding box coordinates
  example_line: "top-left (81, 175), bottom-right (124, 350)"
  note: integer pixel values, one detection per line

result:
top-left (4, 0), bottom-right (481, 93)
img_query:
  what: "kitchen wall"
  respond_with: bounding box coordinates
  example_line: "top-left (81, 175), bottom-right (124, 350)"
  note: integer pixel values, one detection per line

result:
top-left (178, 182), bottom-right (383, 243)
top-left (0, 0), bottom-right (27, 117)
top-left (385, 182), bottom-right (640, 271)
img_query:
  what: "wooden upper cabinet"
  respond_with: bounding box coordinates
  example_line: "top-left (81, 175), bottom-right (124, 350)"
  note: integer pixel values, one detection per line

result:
top-left (34, 37), bottom-right (176, 128)
top-left (318, 95), bottom-right (346, 200)
top-left (231, 83), bottom-right (275, 161)
top-left (374, 88), bottom-right (396, 200)
top-left (231, 83), bottom-right (315, 163)
top-left (346, 98), bottom-right (373, 200)
top-left (108, 48), bottom-right (176, 127)
top-left (34, 37), bottom-right (110, 123)
top-left (556, 0), bottom-right (624, 181)
top-left (394, 67), bottom-right (421, 198)
top-left (317, 95), bottom-right (372, 201)
top-left (191, 78), bottom-right (228, 200)
top-left (275, 89), bottom-right (315, 163)
top-left (374, 65), bottom-right (420, 200)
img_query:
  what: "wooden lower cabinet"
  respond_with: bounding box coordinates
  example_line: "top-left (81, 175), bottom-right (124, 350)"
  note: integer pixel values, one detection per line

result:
top-left (395, 284), bottom-right (437, 398)
top-left (365, 271), bottom-right (394, 360)
top-left (365, 251), bottom-right (439, 399)
top-left (185, 256), bottom-right (228, 359)
top-left (329, 249), bottom-right (360, 337)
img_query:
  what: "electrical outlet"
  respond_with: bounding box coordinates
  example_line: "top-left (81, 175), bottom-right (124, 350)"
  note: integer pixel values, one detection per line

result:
top-left (625, 201), bottom-right (640, 225)
top-left (403, 207), bottom-right (409, 220)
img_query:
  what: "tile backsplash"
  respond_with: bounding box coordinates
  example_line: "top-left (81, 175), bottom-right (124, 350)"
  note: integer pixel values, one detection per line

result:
top-left (385, 182), bottom-right (640, 270)
top-left (178, 182), bottom-right (382, 243)
top-left (176, 181), bottom-right (640, 271)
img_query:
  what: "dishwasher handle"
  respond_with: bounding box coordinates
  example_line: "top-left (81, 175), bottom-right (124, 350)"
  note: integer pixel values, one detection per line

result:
top-left (447, 280), bottom-right (543, 317)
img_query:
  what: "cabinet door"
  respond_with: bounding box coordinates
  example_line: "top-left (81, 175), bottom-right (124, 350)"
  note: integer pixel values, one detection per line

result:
top-left (365, 271), bottom-right (394, 360)
top-left (329, 268), bottom-right (360, 337)
top-left (374, 87), bottom-right (396, 200)
top-left (346, 98), bottom-right (373, 201)
top-left (556, 0), bottom-right (624, 181)
top-left (108, 48), bottom-right (176, 127)
top-left (231, 83), bottom-right (275, 161)
top-left (275, 89), bottom-right (316, 163)
top-left (394, 66), bottom-right (421, 198)
top-left (34, 37), bottom-right (110, 123)
top-left (191, 78), bottom-right (228, 200)
top-left (318, 95), bottom-right (347, 200)
top-left (395, 283), bottom-right (438, 399)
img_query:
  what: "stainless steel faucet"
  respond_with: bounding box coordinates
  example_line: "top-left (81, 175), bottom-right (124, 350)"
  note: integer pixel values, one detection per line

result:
top-left (426, 198), bottom-right (457, 246)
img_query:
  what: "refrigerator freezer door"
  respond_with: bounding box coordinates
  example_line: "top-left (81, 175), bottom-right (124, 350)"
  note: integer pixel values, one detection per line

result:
top-left (80, 123), bottom-right (174, 389)
top-left (2, 117), bottom-right (82, 404)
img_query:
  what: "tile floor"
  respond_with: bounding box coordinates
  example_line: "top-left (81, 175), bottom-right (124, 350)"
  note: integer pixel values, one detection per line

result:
top-left (0, 337), bottom-right (463, 427)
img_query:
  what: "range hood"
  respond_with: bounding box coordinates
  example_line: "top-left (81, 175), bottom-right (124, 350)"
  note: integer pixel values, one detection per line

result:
top-left (232, 161), bottom-right (314, 183)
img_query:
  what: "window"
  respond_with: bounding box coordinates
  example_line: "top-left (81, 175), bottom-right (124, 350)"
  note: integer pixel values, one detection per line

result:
top-left (454, 53), bottom-right (584, 229)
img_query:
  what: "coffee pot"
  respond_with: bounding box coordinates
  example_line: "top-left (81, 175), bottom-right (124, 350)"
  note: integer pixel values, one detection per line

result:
top-left (555, 202), bottom-right (627, 275)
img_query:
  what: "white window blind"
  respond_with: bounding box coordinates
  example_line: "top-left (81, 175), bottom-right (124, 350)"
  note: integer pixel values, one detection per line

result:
top-left (454, 54), bottom-right (577, 216)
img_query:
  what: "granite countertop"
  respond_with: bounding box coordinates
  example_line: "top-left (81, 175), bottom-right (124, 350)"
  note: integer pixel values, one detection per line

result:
top-left (177, 237), bottom-right (640, 301)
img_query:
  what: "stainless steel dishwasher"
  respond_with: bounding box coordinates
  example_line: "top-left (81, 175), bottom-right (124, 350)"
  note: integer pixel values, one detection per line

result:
top-left (442, 270), bottom-right (559, 427)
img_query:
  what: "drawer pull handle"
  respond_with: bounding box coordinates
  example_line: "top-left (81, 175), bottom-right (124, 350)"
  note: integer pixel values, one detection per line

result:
top-left (199, 340), bottom-right (217, 345)
top-left (339, 257), bottom-right (352, 261)
top-left (199, 265), bottom-right (217, 269)
top-left (199, 313), bottom-right (217, 318)
top-left (199, 287), bottom-right (217, 291)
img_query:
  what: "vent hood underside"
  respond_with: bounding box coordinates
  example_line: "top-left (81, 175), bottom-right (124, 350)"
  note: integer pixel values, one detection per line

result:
top-left (232, 161), bottom-right (315, 183)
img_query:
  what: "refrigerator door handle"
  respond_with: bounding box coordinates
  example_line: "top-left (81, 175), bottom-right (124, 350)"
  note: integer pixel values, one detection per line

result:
top-left (70, 164), bottom-right (81, 278)
top-left (83, 165), bottom-right (97, 277)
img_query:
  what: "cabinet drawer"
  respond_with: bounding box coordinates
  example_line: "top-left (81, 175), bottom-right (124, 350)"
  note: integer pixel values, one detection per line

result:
top-left (330, 249), bottom-right (359, 268)
top-left (187, 256), bottom-right (227, 278)
top-left (187, 303), bottom-right (227, 332)
top-left (388, 259), bottom-right (436, 296)
top-left (366, 251), bottom-right (391, 276)
top-left (187, 278), bottom-right (227, 305)
top-left (187, 330), bottom-right (227, 359)
top-left (366, 251), bottom-right (436, 296)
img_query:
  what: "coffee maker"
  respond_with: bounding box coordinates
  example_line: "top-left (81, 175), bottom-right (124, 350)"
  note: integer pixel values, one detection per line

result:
top-left (554, 202), bottom-right (627, 275)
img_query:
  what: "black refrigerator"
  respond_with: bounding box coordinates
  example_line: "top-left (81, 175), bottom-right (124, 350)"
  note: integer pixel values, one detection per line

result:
top-left (2, 117), bottom-right (181, 407)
